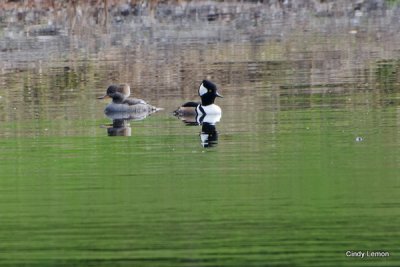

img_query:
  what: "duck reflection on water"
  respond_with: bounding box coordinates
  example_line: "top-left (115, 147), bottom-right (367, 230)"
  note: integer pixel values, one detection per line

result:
top-left (98, 84), bottom-right (162, 136)
top-left (101, 110), bottom-right (159, 136)
top-left (174, 112), bottom-right (221, 148)
top-left (104, 118), bottom-right (131, 136)
top-left (199, 114), bottom-right (221, 148)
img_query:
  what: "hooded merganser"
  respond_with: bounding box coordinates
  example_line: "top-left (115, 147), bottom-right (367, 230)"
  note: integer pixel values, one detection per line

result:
top-left (173, 80), bottom-right (223, 117)
top-left (98, 84), bottom-right (161, 114)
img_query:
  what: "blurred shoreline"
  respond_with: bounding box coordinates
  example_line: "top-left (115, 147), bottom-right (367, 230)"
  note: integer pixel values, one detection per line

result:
top-left (0, 0), bottom-right (399, 100)
top-left (0, 0), bottom-right (400, 129)
top-left (1, 1), bottom-right (399, 61)
top-left (1, 0), bottom-right (399, 28)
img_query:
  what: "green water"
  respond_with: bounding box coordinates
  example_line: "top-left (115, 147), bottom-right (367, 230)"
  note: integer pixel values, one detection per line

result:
top-left (1, 6), bottom-right (400, 266)
top-left (1, 96), bottom-right (399, 266)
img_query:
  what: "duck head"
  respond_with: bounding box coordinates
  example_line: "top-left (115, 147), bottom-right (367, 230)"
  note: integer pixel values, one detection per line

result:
top-left (98, 84), bottom-right (131, 103)
top-left (198, 80), bottom-right (223, 106)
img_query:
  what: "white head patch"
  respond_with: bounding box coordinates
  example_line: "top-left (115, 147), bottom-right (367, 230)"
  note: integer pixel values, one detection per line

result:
top-left (199, 83), bottom-right (208, 96)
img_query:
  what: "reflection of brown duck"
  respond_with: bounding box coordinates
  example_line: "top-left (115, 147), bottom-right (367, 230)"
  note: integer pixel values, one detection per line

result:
top-left (106, 119), bottom-right (131, 136)
top-left (173, 80), bottom-right (222, 117)
top-left (98, 84), bottom-right (161, 113)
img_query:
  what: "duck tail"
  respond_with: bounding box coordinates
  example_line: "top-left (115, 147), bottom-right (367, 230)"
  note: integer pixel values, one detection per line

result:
top-left (151, 106), bottom-right (163, 112)
top-left (173, 108), bottom-right (180, 116)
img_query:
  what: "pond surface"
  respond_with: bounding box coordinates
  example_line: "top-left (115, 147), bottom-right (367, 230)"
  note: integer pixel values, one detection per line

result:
top-left (0, 5), bottom-right (400, 266)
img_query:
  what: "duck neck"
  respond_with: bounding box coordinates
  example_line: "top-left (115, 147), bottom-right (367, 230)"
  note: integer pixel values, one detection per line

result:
top-left (111, 92), bottom-right (126, 104)
top-left (201, 95), bottom-right (216, 106)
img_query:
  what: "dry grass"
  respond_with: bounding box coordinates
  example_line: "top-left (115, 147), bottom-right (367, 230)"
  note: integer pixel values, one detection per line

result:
top-left (1, 0), bottom-right (194, 11)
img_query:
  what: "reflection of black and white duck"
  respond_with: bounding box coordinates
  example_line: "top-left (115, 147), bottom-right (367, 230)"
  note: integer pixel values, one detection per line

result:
top-left (200, 122), bottom-right (219, 148)
top-left (173, 80), bottom-right (223, 117)
top-left (175, 111), bottom-right (221, 147)
top-left (98, 84), bottom-right (161, 114)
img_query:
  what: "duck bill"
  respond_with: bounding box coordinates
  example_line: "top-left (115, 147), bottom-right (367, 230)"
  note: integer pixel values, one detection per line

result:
top-left (216, 92), bottom-right (223, 98)
top-left (97, 95), bottom-right (109, 99)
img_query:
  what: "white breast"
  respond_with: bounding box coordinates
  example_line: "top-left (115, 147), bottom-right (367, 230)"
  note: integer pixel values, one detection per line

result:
top-left (197, 104), bottom-right (222, 115)
top-left (196, 113), bottom-right (221, 125)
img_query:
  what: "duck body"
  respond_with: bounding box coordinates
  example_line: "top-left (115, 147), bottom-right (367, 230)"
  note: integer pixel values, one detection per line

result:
top-left (105, 102), bottom-right (158, 113)
top-left (196, 104), bottom-right (222, 116)
top-left (98, 84), bottom-right (161, 114)
top-left (173, 80), bottom-right (223, 117)
top-left (173, 101), bottom-right (199, 117)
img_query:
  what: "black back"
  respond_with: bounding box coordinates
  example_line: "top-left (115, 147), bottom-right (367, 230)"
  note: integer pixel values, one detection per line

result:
top-left (181, 101), bottom-right (200, 107)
